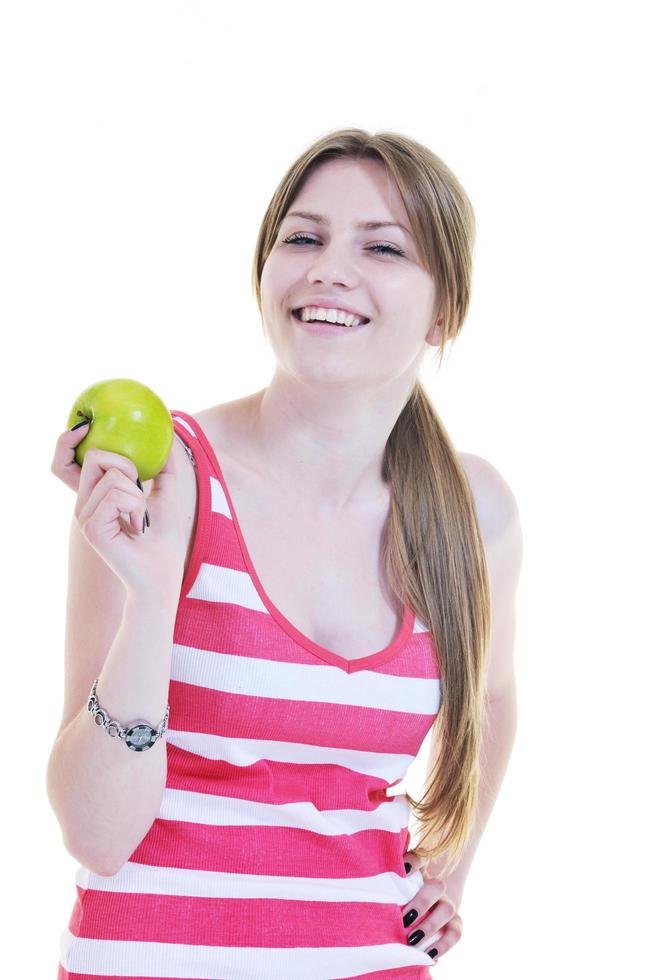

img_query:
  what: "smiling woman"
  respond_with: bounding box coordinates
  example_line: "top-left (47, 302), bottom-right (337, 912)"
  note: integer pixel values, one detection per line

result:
top-left (53, 127), bottom-right (520, 979)
top-left (252, 134), bottom-right (492, 867)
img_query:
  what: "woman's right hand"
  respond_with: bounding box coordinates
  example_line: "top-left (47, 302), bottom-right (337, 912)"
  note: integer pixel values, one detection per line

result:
top-left (51, 421), bottom-right (186, 600)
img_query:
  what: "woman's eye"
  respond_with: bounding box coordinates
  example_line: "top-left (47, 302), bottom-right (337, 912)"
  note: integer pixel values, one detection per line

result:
top-left (281, 233), bottom-right (404, 257)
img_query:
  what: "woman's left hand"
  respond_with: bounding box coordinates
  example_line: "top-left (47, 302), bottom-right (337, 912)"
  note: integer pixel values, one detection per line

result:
top-left (400, 850), bottom-right (464, 962)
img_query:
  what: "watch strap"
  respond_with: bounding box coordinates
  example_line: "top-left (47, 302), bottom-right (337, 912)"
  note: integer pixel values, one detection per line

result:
top-left (87, 678), bottom-right (170, 752)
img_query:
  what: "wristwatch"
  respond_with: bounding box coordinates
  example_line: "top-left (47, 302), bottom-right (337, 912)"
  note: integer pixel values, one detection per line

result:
top-left (87, 678), bottom-right (170, 751)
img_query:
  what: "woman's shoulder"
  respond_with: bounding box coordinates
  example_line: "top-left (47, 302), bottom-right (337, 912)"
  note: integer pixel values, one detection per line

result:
top-left (459, 452), bottom-right (523, 704)
top-left (165, 403), bottom-right (238, 581)
top-left (458, 451), bottom-right (522, 555)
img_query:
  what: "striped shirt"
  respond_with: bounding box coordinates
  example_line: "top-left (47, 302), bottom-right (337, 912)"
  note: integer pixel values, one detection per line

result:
top-left (57, 409), bottom-right (442, 979)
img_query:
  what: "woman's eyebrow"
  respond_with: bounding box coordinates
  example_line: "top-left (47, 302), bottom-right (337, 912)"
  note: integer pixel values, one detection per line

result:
top-left (284, 209), bottom-right (411, 236)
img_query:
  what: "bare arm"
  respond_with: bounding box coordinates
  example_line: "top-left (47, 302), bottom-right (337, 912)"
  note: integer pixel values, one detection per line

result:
top-left (435, 687), bottom-right (518, 907)
top-left (46, 581), bottom-right (179, 876)
top-left (46, 424), bottom-right (191, 875)
top-left (436, 453), bottom-right (523, 904)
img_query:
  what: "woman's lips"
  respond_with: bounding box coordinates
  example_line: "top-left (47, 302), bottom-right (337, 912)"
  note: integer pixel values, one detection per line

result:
top-left (291, 309), bottom-right (369, 335)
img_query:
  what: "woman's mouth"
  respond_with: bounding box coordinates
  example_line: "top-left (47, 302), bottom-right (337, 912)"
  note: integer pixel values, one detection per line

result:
top-left (291, 308), bottom-right (370, 335)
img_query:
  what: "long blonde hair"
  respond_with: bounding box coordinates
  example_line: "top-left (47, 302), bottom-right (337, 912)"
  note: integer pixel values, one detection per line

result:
top-left (250, 128), bottom-right (491, 877)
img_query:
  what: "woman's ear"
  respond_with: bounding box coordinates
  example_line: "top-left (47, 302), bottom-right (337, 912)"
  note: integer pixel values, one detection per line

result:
top-left (425, 317), bottom-right (443, 347)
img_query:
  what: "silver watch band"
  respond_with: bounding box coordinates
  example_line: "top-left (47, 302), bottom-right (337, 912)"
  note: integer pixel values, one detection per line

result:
top-left (87, 678), bottom-right (170, 752)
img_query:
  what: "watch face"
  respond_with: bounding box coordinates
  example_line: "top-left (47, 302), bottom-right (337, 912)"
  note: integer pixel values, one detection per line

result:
top-left (125, 723), bottom-right (155, 751)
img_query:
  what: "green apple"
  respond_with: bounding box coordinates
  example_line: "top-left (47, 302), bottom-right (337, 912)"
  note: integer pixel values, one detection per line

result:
top-left (66, 378), bottom-right (174, 481)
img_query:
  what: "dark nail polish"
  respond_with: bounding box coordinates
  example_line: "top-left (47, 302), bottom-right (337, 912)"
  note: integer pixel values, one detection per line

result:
top-left (403, 908), bottom-right (418, 928)
top-left (70, 419), bottom-right (90, 431)
top-left (404, 862), bottom-right (412, 873)
top-left (142, 516), bottom-right (146, 533)
top-left (428, 948), bottom-right (438, 958)
top-left (145, 508), bottom-right (150, 527)
top-left (408, 929), bottom-right (424, 945)
top-left (136, 477), bottom-right (142, 490)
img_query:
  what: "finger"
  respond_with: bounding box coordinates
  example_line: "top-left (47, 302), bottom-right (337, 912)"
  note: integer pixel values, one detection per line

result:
top-left (404, 898), bottom-right (452, 941)
top-left (401, 878), bottom-right (447, 920)
top-left (405, 900), bottom-right (449, 938)
top-left (406, 912), bottom-right (461, 959)
top-left (75, 460), bottom-right (146, 524)
top-left (402, 850), bottom-right (421, 875)
top-left (403, 849), bottom-right (433, 874)
top-left (50, 420), bottom-right (92, 493)
top-left (421, 916), bottom-right (463, 960)
top-left (162, 440), bottom-right (176, 472)
top-left (78, 481), bottom-right (146, 539)
top-left (75, 448), bottom-right (140, 518)
top-left (147, 440), bottom-right (177, 505)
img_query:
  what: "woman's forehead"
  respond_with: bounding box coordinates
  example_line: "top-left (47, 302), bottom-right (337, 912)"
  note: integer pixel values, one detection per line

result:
top-left (288, 159), bottom-right (410, 231)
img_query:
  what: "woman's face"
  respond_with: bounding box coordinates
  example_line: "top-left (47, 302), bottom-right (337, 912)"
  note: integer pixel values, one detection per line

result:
top-left (260, 157), bottom-right (441, 388)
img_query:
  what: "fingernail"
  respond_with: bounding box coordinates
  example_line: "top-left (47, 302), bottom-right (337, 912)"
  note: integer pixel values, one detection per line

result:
top-left (428, 948), bottom-right (438, 958)
top-left (134, 479), bottom-right (150, 526)
top-left (70, 419), bottom-right (90, 431)
top-left (403, 908), bottom-right (418, 928)
top-left (404, 862), bottom-right (412, 873)
top-left (408, 929), bottom-right (425, 945)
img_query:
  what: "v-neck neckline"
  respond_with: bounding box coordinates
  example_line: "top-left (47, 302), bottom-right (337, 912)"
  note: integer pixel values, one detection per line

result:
top-left (182, 410), bottom-right (416, 675)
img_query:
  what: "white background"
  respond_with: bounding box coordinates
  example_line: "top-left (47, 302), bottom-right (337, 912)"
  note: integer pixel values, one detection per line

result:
top-left (1, 1), bottom-right (651, 976)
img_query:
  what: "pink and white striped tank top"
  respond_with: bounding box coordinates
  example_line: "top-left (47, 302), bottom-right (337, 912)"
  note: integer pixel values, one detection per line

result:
top-left (57, 409), bottom-right (442, 979)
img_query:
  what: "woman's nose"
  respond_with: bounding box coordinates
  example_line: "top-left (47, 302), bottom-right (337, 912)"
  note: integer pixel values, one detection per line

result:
top-left (306, 243), bottom-right (358, 286)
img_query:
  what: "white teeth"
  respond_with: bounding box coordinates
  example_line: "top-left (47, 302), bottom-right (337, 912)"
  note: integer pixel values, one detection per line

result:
top-left (296, 306), bottom-right (365, 327)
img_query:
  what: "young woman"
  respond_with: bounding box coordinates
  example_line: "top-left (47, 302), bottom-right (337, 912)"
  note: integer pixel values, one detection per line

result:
top-left (48, 128), bottom-right (522, 978)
